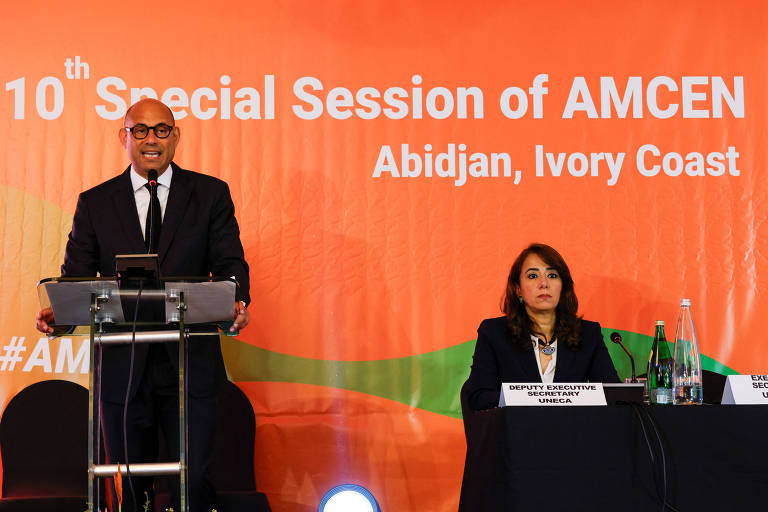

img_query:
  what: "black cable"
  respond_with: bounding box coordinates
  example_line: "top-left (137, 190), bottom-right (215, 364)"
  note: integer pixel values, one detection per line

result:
top-left (645, 408), bottom-right (681, 512)
top-left (630, 404), bottom-right (682, 512)
top-left (630, 402), bottom-right (665, 511)
top-left (630, 403), bottom-right (655, 464)
top-left (640, 406), bottom-right (667, 512)
top-left (122, 281), bottom-right (142, 512)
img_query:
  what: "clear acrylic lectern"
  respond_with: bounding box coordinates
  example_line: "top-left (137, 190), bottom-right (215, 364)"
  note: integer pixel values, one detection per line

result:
top-left (37, 276), bottom-right (237, 512)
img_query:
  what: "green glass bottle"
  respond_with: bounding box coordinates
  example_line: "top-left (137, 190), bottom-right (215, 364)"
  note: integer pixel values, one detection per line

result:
top-left (647, 320), bottom-right (673, 405)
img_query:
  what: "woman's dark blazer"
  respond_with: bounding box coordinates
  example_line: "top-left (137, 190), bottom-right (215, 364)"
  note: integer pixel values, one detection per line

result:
top-left (465, 316), bottom-right (621, 410)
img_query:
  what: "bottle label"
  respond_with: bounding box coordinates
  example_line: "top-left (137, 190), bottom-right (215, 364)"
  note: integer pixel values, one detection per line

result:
top-left (652, 388), bottom-right (673, 404)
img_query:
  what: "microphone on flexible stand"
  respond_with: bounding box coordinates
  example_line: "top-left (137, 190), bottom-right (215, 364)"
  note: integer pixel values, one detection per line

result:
top-left (610, 332), bottom-right (637, 383)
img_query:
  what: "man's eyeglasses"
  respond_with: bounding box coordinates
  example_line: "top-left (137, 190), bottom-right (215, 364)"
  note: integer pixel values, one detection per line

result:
top-left (125, 123), bottom-right (174, 140)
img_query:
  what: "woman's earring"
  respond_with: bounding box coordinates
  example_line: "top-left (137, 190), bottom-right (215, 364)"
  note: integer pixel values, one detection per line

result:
top-left (518, 296), bottom-right (523, 304)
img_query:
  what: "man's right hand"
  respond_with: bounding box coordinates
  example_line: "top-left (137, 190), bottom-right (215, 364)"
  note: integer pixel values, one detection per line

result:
top-left (35, 307), bottom-right (55, 334)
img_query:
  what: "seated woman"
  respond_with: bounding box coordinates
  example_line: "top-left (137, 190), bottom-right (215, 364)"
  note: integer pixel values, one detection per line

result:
top-left (465, 243), bottom-right (620, 410)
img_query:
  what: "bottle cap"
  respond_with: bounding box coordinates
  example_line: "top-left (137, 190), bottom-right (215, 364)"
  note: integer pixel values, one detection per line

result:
top-left (655, 320), bottom-right (664, 325)
top-left (681, 298), bottom-right (691, 306)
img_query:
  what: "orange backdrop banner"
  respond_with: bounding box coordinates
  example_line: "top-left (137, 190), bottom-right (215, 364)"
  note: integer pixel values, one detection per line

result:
top-left (1, 1), bottom-right (766, 510)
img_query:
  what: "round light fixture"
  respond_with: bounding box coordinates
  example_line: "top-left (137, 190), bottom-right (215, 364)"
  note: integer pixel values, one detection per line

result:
top-left (318, 484), bottom-right (381, 512)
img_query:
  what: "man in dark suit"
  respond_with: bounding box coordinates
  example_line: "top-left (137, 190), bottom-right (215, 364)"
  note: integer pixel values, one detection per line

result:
top-left (36, 98), bottom-right (250, 512)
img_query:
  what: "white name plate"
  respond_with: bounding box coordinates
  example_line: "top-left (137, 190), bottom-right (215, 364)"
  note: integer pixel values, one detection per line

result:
top-left (499, 383), bottom-right (607, 407)
top-left (721, 375), bottom-right (768, 405)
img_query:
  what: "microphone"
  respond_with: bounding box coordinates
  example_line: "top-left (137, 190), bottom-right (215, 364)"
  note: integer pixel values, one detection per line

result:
top-left (146, 169), bottom-right (159, 254)
top-left (610, 332), bottom-right (637, 383)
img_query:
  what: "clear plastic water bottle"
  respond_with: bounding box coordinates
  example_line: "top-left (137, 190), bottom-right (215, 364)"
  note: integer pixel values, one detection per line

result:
top-left (673, 299), bottom-right (703, 405)
top-left (647, 320), bottom-right (673, 404)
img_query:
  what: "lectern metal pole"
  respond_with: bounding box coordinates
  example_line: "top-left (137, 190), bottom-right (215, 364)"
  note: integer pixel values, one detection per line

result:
top-left (87, 292), bottom-right (99, 512)
top-left (178, 292), bottom-right (189, 512)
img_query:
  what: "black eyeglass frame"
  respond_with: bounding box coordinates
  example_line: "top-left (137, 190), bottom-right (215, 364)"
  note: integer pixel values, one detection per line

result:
top-left (124, 123), bottom-right (174, 140)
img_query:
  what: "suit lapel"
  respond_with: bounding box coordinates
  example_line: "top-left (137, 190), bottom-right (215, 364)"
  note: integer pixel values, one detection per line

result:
top-left (553, 340), bottom-right (574, 382)
top-left (518, 344), bottom-right (542, 382)
top-left (158, 163), bottom-right (192, 264)
top-left (113, 167), bottom-right (146, 253)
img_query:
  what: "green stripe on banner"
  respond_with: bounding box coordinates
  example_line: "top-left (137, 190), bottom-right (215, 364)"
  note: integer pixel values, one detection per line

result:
top-left (223, 330), bottom-right (739, 419)
top-left (222, 339), bottom-right (475, 419)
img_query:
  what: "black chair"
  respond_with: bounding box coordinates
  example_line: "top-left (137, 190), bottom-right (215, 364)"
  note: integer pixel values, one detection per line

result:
top-left (0, 380), bottom-right (88, 512)
top-left (154, 381), bottom-right (271, 512)
top-left (458, 380), bottom-right (475, 512)
top-left (702, 369), bottom-right (727, 404)
top-left (211, 381), bottom-right (271, 512)
top-left (459, 380), bottom-right (472, 441)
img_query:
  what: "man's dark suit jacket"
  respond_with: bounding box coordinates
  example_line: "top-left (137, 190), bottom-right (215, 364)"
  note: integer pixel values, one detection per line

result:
top-left (465, 316), bottom-right (620, 410)
top-left (61, 162), bottom-right (250, 403)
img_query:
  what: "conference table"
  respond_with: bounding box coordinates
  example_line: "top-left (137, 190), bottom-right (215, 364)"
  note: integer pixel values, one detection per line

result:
top-left (458, 404), bottom-right (768, 511)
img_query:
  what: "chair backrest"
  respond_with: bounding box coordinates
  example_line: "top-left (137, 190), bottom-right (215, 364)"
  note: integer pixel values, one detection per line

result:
top-left (211, 380), bottom-right (257, 491)
top-left (702, 369), bottom-right (727, 404)
top-left (459, 380), bottom-right (473, 441)
top-left (0, 380), bottom-right (88, 497)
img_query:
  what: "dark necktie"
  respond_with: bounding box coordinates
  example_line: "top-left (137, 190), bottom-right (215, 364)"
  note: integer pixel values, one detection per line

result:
top-left (144, 183), bottom-right (162, 253)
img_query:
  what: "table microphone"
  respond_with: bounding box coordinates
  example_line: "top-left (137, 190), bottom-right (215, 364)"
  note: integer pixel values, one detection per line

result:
top-left (610, 332), bottom-right (637, 383)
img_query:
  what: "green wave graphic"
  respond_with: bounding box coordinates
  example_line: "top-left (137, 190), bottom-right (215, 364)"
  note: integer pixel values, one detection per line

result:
top-left (222, 340), bottom-right (474, 419)
top-left (222, 328), bottom-right (738, 420)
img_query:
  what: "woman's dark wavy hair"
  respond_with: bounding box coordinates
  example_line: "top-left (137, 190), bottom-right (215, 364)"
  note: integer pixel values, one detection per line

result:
top-left (501, 243), bottom-right (582, 351)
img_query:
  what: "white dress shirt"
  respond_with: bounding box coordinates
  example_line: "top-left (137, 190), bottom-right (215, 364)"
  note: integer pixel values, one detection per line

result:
top-left (130, 165), bottom-right (172, 238)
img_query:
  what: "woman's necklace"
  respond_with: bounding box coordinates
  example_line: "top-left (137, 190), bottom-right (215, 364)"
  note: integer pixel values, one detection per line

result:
top-left (537, 335), bottom-right (556, 356)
